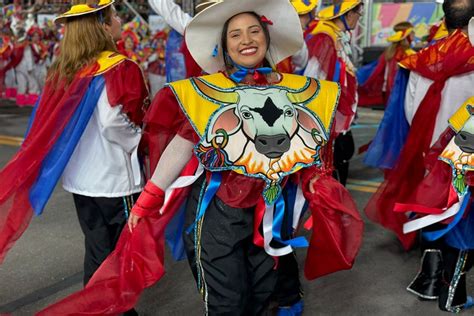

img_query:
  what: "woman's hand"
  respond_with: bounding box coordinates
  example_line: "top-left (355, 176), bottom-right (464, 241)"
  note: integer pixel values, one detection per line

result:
top-left (128, 212), bottom-right (142, 232)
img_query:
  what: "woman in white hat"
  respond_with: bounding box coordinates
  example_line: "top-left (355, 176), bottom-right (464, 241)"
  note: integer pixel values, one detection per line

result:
top-left (38, 0), bottom-right (362, 314)
top-left (130, 0), bottom-right (363, 313)
top-left (131, 0), bottom-right (363, 313)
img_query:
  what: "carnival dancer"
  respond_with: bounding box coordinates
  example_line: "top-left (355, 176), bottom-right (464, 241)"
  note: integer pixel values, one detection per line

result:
top-left (118, 28), bottom-right (141, 62)
top-left (12, 24), bottom-right (39, 107)
top-left (27, 25), bottom-right (48, 99)
top-left (146, 1), bottom-right (310, 313)
top-left (0, 2), bottom-right (148, 314)
top-left (364, 0), bottom-right (474, 250)
top-left (303, 0), bottom-right (363, 186)
top-left (357, 22), bottom-right (415, 108)
top-left (37, 0), bottom-right (363, 314)
top-left (291, 0), bottom-right (318, 36)
top-left (146, 30), bottom-right (167, 97)
top-left (363, 3), bottom-right (474, 301)
top-left (0, 34), bottom-right (17, 99)
top-left (394, 95), bottom-right (474, 312)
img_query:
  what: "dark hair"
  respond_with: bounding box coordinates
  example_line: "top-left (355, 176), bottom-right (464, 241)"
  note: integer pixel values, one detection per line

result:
top-left (220, 11), bottom-right (272, 69)
top-left (443, 0), bottom-right (474, 30)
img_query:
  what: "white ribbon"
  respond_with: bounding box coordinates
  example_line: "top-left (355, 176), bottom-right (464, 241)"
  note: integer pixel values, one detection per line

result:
top-left (403, 195), bottom-right (464, 234)
top-left (159, 164), bottom-right (204, 214)
top-left (263, 204), bottom-right (293, 257)
top-left (292, 183), bottom-right (306, 229)
top-left (131, 147), bottom-right (142, 186)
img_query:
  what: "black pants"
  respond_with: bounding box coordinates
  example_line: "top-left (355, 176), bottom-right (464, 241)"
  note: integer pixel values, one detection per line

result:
top-left (183, 178), bottom-right (300, 315)
top-left (73, 193), bottom-right (140, 285)
top-left (333, 131), bottom-right (355, 186)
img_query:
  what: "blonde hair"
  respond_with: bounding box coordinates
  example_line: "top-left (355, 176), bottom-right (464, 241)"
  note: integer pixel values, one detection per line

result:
top-left (385, 21), bottom-right (414, 61)
top-left (48, 0), bottom-right (117, 84)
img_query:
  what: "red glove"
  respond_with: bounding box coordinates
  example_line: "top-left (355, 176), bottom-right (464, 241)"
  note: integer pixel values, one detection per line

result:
top-left (132, 181), bottom-right (165, 217)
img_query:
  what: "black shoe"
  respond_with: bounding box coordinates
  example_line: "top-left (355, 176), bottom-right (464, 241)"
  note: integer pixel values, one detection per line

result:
top-left (407, 249), bottom-right (443, 300)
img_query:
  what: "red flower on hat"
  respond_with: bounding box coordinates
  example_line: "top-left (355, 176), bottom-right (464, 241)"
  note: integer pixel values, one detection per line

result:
top-left (260, 15), bottom-right (273, 25)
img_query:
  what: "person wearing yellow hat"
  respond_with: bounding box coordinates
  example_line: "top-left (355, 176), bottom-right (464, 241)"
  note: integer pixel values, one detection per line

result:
top-left (291, 0), bottom-right (319, 33)
top-left (358, 21), bottom-right (415, 108)
top-left (36, 0), bottom-right (363, 314)
top-left (302, 0), bottom-right (363, 186)
top-left (0, 2), bottom-right (149, 316)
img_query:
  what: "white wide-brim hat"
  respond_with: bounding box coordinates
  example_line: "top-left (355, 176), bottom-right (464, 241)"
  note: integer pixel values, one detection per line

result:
top-left (469, 17), bottom-right (474, 46)
top-left (185, 0), bottom-right (304, 74)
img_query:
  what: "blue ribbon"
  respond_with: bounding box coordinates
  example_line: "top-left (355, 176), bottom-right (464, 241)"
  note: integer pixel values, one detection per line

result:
top-left (340, 15), bottom-right (351, 31)
top-left (272, 194), bottom-right (308, 248)
top-left (333, 60), bottom-right (341, 82)
top-left (186, 172), bottom-right (222, 234)
top-left (277, 300), bottom-right (304, 316)
top-left (303, 0), bottom-right (311, 5)
top-left (229, 63), bottom-right (273, 83)
top-left (334, 4), bottom-right (341, 15)
top-left (423, 191), bottom-right (471, 241)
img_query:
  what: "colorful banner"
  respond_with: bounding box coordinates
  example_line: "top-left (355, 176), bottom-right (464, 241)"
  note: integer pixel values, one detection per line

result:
top-left (371, 3), bottom-right (444, 45)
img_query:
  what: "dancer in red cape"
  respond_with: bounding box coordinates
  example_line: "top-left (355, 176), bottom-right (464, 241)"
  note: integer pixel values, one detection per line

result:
top-left (38, 0), bottom-right (363, 314)
top-left (365, 0), bottom-right (474, 251)
top-left (357, 22), bottom-right (415, 108)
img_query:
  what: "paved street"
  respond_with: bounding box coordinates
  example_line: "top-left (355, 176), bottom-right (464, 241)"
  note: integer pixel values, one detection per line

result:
top-left (0, 104), bottom-right (472, 315)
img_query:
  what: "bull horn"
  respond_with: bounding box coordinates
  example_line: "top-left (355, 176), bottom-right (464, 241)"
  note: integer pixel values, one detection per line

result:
top-left (287, 78), bottom-right (319, 104)
top-left (192, 78), bottom-right (239, 105)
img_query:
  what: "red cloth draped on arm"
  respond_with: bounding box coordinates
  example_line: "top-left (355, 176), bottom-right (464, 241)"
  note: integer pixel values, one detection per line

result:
top-left (300, 165), bottom-right (364, 279)
top-left (364, 31), bottom-right (474, 250)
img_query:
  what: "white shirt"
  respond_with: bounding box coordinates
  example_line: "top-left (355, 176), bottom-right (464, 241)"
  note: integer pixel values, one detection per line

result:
top-left (62, 87), bottom-right (143, 197)
top-left (148, 0), bottom-right (192, 35)
top-left (404, 70), bottom-right (474, 145)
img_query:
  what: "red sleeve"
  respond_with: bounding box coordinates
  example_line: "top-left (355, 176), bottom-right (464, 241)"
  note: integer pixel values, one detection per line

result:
top-left (104, 59), bottom-right (149, 126)
top-left (142, 87), bottom-right (199, 173)
top-left (306, 33), bottom-right (337, 81)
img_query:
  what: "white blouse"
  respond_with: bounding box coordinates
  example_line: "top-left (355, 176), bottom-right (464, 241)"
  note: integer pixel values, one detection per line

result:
top-left (62, 87), bottom-right (143, 197)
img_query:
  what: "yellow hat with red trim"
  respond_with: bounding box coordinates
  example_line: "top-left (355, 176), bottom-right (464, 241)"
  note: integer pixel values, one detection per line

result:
top-left (317, 0), bottom-right (362, 20)
top-left (387, 27), bottom-right (413, 43)
top-left (291, 0), bottom-right (318, 15)
top-left (54, 0), bottom-right (114, 24)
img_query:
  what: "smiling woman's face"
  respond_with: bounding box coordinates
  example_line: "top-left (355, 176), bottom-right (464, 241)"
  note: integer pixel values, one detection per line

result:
top-left (225, 13), bottom-right (268, 68)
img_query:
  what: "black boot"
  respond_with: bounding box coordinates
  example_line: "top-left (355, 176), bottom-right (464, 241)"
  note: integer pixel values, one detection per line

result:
top-left (407, 249), bottom-right (443, 300)
top-left (438, 248), bottom-right (473, 313)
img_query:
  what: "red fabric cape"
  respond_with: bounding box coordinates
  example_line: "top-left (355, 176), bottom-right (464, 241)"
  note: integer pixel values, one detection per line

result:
top-left (0, 58), bottom-right (147, 264)
top-left (364, 30), bottom-right (474, 250)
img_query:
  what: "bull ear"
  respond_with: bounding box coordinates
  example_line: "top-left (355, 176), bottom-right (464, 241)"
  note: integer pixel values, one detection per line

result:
top-left (207, 105), bottom-right (241, 140)
top-left (296, 106), bottom-right (327, 140)
top-left (192, 78), bottom-right (239, 105)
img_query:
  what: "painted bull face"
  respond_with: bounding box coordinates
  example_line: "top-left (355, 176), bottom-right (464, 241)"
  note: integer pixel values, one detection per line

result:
top-left (440, 105), bottom-right (474, 196)
top-left (193, 77), bottom-right (327, 204)
top-left (454, 106), bottom-right (474, 154)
